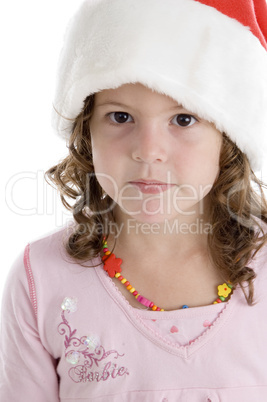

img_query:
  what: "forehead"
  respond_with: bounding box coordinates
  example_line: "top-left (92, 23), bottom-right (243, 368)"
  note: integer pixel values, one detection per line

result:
top-left (94, 83), bottom-right (181, 109)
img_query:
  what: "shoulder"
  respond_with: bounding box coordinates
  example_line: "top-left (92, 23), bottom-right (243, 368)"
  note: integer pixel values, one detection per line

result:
top-left (25, 222), bottom-right (101, 282)
top-left (4, 223), bottom-right (103, 328)
top-left (26, 221), bottom-right (93, 268)
top-left (27, 224), bottom-right (70, 263)
top-left (7, 223), bottom-right (101, 309)
top-left (6, 225), bottom-right (71, 284)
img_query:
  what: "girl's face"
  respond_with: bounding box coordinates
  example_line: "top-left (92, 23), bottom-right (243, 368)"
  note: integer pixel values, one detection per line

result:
top-left (90, 83), bottom-right (222, 224)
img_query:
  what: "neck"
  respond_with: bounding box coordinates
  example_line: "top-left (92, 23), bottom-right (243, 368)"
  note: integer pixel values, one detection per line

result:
top-left (109, 206), bottom-right (212, 260)
top-left (102, 219), bottom-right (232, 311)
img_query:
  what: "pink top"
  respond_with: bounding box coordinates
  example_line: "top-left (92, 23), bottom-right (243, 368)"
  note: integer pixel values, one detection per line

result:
top-left (1, 226), bottom-right (267, 401)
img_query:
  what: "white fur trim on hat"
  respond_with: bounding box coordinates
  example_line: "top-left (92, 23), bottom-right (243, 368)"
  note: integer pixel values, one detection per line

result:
top-left (52, 0), bottom-right (267, 171)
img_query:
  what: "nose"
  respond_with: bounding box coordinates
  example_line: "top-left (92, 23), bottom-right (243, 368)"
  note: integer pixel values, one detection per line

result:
top-left (131, 123), bottom-right (168, 164)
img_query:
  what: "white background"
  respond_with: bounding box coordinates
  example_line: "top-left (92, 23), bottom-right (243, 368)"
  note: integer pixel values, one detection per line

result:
top-left (1, 1), bottom-right (84, 302)
top-left (1, 1), bottom-right (267, 305)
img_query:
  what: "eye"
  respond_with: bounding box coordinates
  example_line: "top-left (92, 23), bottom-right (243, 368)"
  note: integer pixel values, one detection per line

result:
top-left (109, 112), bottom-right (133, 124)
top-left (171, 114), bottom-right (197, 127)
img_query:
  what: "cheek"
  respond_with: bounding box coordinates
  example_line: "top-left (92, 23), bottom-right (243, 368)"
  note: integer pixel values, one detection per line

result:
top-left (194, 139), bottom-right (222, 192)
top-left (95, 173), bottom-right (119, 201)
top-left (91, 137), bottom-right (124, 199)
top-left (91, 130), bottom-right (127, 162)
top-left (173, 138), bottom-right (221, 188)
top-left (91, 133), bottom-right (113, 172)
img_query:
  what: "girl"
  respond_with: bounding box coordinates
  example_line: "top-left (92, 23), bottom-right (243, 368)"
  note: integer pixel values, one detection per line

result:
top-left (1, 0), bottom-right (267, 400)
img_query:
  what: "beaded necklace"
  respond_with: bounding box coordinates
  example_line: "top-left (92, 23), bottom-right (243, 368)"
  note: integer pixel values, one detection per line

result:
top-left (102, 238), bottom-right (233, 311)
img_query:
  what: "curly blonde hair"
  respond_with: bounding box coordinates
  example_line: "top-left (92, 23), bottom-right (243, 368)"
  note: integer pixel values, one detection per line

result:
top-left (46, 95), bottom-right (267, 305)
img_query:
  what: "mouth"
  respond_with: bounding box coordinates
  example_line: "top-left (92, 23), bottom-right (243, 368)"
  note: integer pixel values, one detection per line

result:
top-left (129, 179), bottom-right (175, 194)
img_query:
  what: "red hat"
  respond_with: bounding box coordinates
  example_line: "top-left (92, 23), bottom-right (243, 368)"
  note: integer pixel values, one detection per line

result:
top-left (198, 0), bottom-right (267, 49)
top-left (52, 0), bottom-right (267, 170)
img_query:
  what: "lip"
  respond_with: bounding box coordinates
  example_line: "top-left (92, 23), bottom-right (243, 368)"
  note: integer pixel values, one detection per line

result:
top-left (129, 179), bottom-right (175, 194)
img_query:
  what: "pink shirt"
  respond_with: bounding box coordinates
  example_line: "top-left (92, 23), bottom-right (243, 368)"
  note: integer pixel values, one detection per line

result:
top-left (1, 226), bottom-right (267, 401)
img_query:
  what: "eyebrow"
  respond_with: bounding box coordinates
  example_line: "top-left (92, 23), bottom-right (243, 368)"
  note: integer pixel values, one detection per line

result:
top-left (95, 101), bottom-right (130, 108)
top-left (95, 101), bottom-right (186, 111)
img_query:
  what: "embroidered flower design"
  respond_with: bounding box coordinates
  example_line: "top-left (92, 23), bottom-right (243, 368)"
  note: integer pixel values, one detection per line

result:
top-left (84, 334), bottom-right (101, 352)
top-left (66, 351), bottom-right (80, 365)
top-left (58, 306), bottom-right (130, 383)
top-left (102, 253), bottom-right (122, 278)
top-left (61, 297), bottom-right (78, 313)
top-left (218, 283), bottom-right (232, 298)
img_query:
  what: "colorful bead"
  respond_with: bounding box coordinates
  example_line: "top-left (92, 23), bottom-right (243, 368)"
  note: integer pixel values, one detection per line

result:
top-left (102, 253), bottom-right (122, 277)
top-left (218, 283), bottom-right (232, 298)
top-left (101, 240), bottom-right (232, 312)
top-left (137, 295), bottom-right (151, 308)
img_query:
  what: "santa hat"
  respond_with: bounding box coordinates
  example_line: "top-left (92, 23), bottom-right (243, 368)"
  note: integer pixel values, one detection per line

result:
top-left (52, 0), bottom-right (267, 171)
